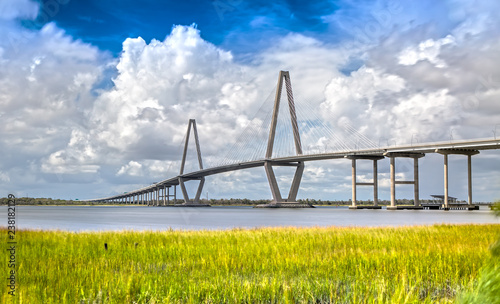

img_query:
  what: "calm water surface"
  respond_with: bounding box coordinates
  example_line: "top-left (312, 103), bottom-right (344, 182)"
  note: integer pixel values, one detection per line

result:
top-left (3, 205), bottom-right (499, 231)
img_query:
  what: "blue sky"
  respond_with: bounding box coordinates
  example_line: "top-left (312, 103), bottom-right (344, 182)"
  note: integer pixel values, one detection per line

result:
top-left (29, 0), bottom-right (340, 55)
top-left (1, 0), bottom-right (500, 201)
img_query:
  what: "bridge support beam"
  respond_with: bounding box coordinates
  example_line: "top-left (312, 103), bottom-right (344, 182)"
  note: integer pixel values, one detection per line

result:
top-left (156, 186), bottom-right (160, 206)
top-left (262, 161), bottom-right (306, 206)
top-left (346, 155), bottom-right (384, 209)
top-left (177, 177), bottom-right (209, 206)
top-left (174, 185), bottom-right (177, 204)
top-left (162, 185), bottom-right (166, 206)
top-left (385, 152), bottom-right (425, 210)
top-left (436, 149), bottom-right (479, 210)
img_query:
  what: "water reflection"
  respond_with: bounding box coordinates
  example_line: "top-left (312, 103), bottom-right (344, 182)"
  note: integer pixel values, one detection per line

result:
top-left (5, 205), bottom-right (499, 232)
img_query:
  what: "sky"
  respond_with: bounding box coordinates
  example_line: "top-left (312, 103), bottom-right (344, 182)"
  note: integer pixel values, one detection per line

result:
top-left (1, 0), bottom-right (499, 202)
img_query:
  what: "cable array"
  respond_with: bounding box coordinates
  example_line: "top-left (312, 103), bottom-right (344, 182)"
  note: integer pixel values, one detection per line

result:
top-left (207, 83), bottom-right (379, 168)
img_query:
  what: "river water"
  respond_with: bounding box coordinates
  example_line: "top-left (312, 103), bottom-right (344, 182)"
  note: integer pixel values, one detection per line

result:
top-left (2, 205), bottom-right (498, 232)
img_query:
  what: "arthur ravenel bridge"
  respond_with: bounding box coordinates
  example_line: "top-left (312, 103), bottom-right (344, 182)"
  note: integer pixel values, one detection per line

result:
top-left (89, 71), bottom-right (500, 210)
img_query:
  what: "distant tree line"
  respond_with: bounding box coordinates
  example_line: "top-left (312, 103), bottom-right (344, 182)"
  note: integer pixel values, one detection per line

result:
top-left (0, 197), bottom-right (492, 206)
top-left (0, 197), bottom-right (92, 205)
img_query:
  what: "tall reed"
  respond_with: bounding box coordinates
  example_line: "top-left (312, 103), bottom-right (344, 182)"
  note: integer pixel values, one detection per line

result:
top-left (1, 224), bottom-right (498, 303)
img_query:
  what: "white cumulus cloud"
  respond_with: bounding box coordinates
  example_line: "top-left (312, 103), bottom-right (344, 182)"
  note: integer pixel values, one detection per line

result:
top-left (1, 1), bottom-right (500, 201)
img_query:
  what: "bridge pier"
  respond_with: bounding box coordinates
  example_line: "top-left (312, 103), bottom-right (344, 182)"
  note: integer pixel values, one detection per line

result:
top-left (346, 155), bottom-right (384, 209)
top-left (385, 152), bottom-right (425, 210)
top-left (175, 119), bottom-right (210, 207)
top-left (256, 161), bottom-right (312, 207)
top-left (174, 185), bottom-right (177, 204)
top-left (156, 186), bottom-right (160, 206)
top-left (177, 177), bottom-right (210, 206)
top-left (162, 185), bottom-right (166, 206)
top-left (436, 149), bottom-right (479, 210)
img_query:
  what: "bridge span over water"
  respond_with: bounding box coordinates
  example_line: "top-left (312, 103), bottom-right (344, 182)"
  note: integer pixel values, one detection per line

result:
top-left (89, 71), bottom-right (500, 210)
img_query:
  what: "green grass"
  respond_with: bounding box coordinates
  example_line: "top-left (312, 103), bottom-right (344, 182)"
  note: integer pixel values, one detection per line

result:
top-left (1, 224), bottom-right (499, 303)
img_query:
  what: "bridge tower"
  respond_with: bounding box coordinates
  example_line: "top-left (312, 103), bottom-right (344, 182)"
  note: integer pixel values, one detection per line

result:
top-left (177, 119), bottom-right (210, 206)
top-left (257, 71), bottom-right (311, 208)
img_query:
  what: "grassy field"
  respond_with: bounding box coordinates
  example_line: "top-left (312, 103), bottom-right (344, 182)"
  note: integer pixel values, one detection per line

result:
top-left (1, 224), bottom-right (499, 303)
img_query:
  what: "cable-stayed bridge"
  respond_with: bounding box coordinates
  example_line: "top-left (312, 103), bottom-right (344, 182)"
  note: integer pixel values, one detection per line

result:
top-left (89, 71), bottom-right (500, 210)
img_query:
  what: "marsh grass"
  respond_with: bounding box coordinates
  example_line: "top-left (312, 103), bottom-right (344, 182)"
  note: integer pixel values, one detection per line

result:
top-left (1, 224), bottom-right (499, 303)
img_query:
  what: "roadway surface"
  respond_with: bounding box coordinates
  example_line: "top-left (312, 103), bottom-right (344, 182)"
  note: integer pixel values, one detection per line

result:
top-left (91, 138), bottom-right (500, 202)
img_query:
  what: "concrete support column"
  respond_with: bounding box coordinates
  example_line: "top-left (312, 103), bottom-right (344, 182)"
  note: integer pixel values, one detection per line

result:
top-left (468, 155), bottom-right (472, 206)
top-left (390, 157), bottom-right (396, 208)
top-left (163, 186), bottom-right (166, 206)
top-left (195, 178), bottom-right (205, 203)
top-left (351, 159), bottom-right (356, 207)
top-left (154, 189), bottom-right (157, 206)
top-left (373, 160), bottom-right (378, 206)
top-left (288, 162), bottom-right (304, 202)
top-left (347, 155), bottom-right (383, 209)
top-left (444, 154), bottom-right (449, 209)
top-left (436, 148), bottom-right (478, 210)
top-left (414, 158), bottom-right (420, 206)
top-left (167, 187), bottom-right (170, 205)
top-left (264, 162), bottom-right (283, 203)
top-left (156, 187), bottom-right (160, 206)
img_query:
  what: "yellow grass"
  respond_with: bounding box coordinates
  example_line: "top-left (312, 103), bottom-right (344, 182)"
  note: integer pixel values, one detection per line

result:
top-left (1, 224), bottom-right (499, 303)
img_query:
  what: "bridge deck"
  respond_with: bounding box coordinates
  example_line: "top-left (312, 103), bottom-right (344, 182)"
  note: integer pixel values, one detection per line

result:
top-left (90, 138), bottom-right (500, 202)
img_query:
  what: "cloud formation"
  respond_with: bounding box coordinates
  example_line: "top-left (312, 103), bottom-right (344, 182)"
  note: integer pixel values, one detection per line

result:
top-left (1, 0), bottom-right (499, 201)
